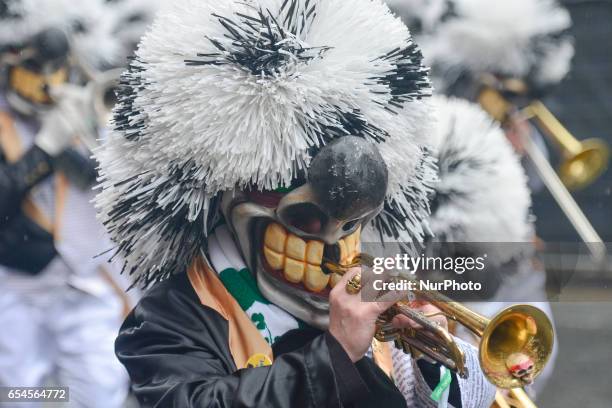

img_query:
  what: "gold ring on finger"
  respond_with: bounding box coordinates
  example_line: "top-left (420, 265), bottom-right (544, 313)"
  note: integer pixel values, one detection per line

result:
top-left (345, 273), bottom-right (362, 295)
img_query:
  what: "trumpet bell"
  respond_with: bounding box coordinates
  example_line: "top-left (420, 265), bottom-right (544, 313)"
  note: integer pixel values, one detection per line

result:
top-left (559, 138), bottom-right (610, 190)
top-left (480, 304), bottom-right (554, 389)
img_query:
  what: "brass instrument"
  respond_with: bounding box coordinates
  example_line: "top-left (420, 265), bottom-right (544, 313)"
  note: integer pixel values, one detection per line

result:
top-left (89, 67), bottom-right (122, 128)
top-left (42, 48), bottom-right (122, 152)
top-left (523, 101), bottom-right (609, 190)
top-left (493, 389), bottom-right (537, 408)
top-left (68, 50), bottom-right (122, 149)
top-left (478, 86), bottom-right (610, 190)
top-left (325, 253), bottom-right (554, 406)
top-left (478, 86), bottom-right (608, 261)
top-left (73, 52), bottom-right (122, 132)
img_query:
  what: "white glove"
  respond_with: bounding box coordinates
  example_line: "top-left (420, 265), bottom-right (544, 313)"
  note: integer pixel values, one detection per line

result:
top-left (34, 83), bottom-right (98, 156)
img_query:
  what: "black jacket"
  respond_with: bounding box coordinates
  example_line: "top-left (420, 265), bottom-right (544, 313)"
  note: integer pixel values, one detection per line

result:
top-left (0, 144), bottom-right (56, 274)
top-left (0, 113), bottom-right (96, 274)
top-left (116, 272), bottom-right (462, 408)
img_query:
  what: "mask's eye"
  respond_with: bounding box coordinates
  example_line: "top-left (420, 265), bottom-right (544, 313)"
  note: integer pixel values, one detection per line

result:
top-left (279, 203), bottom-right (327, 235)
top-left (342, 219), bottom-right (360, 232)
top-left (517, 369), bottom-right (527, 376)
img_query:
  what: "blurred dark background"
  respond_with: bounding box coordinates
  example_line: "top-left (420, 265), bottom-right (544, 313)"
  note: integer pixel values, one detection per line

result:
top-left (537, 0), bottom-right (612, 242)
top-left (529, 3), bottom-right (612, 406)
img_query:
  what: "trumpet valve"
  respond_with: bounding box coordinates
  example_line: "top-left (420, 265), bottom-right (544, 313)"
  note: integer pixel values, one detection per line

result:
top-left (374, 315), bottom-right (402, 343)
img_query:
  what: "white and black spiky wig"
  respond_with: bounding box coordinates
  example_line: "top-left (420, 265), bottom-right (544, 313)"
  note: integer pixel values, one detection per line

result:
top-left (95, 0), bottom-right (436, 287)
top-left (428, 96), bottom-right (533, 264)
top-left (401, 0), bottom-right (574, 90)
top-left (0, 0), bottom-right (119, 68)
top-left (0, 0), bottom-right (73, 46)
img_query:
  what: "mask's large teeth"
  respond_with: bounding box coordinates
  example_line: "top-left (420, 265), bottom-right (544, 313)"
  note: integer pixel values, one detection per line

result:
top-left (263, 247), bottom-right (284, 270)
top-left (283, 258), bottom-right (305, 283)
top-left (304, 265), bottom-right (329, 292)
top-left (329, 227), bottom-right (361, 289)
top-left (286, 234), bottom-right (306, 260)
top-left (338, 239), bottom-right (348, 264)
top-left (263, 223), bottom-right (362, 293)
top-left (306, 241), bottom-right (324, 266)
top-left (344, 228), bottom-right (361, 260)
top-left (284, 234), bottom-right (307, 283)
top-left (264, 223), bottom-right (287, 253)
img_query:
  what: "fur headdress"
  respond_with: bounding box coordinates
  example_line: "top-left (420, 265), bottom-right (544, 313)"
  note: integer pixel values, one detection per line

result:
top-left (388, 0), bottom-right (574, 90)
top-left (95, 0), bottom-right (436, 287)
top-left (101, 0), bottom-right (164, 66)
top-left (429, 96), bottom-right (533, 264)
top-left (0, 0), bottom-right (119, 68)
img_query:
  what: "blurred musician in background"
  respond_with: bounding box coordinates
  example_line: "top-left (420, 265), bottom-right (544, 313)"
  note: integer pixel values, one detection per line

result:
top-left (388, 0), bottom-right (575, 192)
top-left (0, 1), bottom-right (139, 406)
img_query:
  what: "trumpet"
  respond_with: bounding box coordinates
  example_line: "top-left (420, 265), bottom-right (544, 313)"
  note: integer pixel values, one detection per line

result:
top-left (325, 253), bottom-right (554, 406)
top-left (478, 85), bottom-right (608, 261)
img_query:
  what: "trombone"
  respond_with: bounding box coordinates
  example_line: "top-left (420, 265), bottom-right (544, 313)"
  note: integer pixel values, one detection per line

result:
top-left (325, 253), bottom-right (554, 408)
top-left (477, 84), bottom-right (608, 262)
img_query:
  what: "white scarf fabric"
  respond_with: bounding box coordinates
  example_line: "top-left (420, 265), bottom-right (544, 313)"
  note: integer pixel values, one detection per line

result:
top-left (207, 225), bottom-right (300, 345)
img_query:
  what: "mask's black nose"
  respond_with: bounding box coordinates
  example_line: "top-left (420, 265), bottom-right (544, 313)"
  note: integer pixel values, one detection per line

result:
top-left (308, 136), bottom-right (388, 221)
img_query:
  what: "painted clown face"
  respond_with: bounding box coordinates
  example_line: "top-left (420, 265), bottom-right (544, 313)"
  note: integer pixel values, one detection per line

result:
top-left (221, 137), bottom-right (388, 328)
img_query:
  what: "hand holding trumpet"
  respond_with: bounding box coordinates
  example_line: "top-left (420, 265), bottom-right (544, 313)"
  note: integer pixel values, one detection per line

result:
top-left (328, 267), bottom-right (449, 363)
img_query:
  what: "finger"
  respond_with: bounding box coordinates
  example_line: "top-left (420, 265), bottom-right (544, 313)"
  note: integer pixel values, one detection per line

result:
top-left (329, 267), bottom-right (363, 313)
top-left (411, 303), bottom-right (448, 329)
top-left (391, 314), bottom-right (421, 330)
top-left (367, 300), bottom-right (397, 317)
top-left (329, 267), bottom-right (361, 297)
top-left (374, 286), bottom-right (405, 304)
top-left (339, 267), bottom-right (361, 285)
